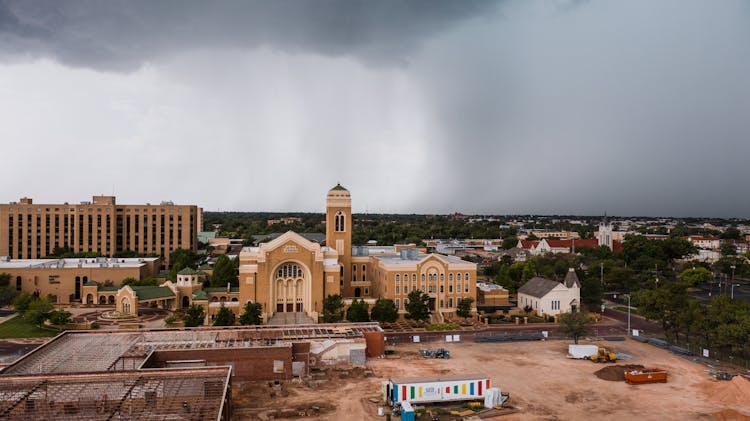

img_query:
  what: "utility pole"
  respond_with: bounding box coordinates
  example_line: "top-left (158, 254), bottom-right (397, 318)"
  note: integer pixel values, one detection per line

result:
top-left (600, 262), bottom-right (604, 286)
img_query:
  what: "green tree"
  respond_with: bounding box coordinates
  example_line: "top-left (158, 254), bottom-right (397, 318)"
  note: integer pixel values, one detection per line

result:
top-left (720, 242), bottom-right (737, 257)
top-left (322, 294), bottom-right (345, 323)
top-left (49, 310), bottom-right (72, 325)
top-left (580, 274), bottom-right (604, 306)
top-left (13, 292), bottom-right (34, 313)
top-left (502, 237), bottom-right (519, 250)
top-left (405, 290), bottom-right (431, 322)
top-left (456, 297), bottom-right (474, 319)
top-left (239, 301), bottom-right (263, 325)
top-left (184, 304), bottom-right (205, 327)
top-left (25, 296), bottom-right (54, 328)
top-left (121, 277), bottom-right (159, 287)
top-left (679, 267), bottom-right (714, 285)
top-left (720, 227), bottom-right (742, 240)
top-left (370, 298), bottom-right (398, 323)
top-left (346, 299), bottom-right (370, 322)
top-left (213, 304), bottom-right (236, 326)
top-left (636, 282), bottom-right (690, 341)
top-left (0, 273), bottom-right (18, 307)
top-left (212, 255), bottom-right (239, 286)
top-left (168, 248), bottom-right (199, 280)
top-left (558, 311), bottom-right (593, 344)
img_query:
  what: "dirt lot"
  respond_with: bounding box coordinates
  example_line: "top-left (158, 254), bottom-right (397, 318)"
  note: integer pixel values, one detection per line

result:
top-left (233, 338), bottom-right (750, 420)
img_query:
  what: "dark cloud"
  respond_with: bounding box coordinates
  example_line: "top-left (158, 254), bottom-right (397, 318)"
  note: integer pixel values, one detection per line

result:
top-left (0, 0), bottom-right (748, 218)
top-left (0, 0), bottom-right (499, 70)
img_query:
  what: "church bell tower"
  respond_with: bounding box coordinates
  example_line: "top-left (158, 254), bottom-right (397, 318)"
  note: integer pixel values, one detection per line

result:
top-left (326, 184), bottom-right (352, 296)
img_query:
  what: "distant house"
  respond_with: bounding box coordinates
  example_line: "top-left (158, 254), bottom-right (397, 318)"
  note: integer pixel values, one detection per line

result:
top-left (686, 236), bottom-right (721, 250)
top-left (517, 269), bottom-right (581, 317)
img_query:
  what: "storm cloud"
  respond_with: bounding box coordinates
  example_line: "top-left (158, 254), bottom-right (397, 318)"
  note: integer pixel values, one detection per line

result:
top-left (0, 0), bottom-right (748, 217)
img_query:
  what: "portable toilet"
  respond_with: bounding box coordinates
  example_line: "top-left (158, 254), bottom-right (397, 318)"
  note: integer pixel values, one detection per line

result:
top-left (401, 401), bottom-right (415, 421)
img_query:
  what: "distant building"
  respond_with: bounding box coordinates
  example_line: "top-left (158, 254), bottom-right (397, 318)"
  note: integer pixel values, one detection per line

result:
top-left (267, 216), bottom-right (303, 226)
top-left (238, 185), bottom-right (478, 323)
top-left (686, 236), bottom-right (721, 250)
top-left (0, 195), bottom-right (201, 267)
top-left (0, 256), bottom-right (161, 304)
top-left (517, 269), bottom-right (581, 317)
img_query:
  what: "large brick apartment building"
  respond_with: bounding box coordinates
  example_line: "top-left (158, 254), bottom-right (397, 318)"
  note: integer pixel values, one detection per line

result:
top-left (0, 195), bottom-right (202, 267)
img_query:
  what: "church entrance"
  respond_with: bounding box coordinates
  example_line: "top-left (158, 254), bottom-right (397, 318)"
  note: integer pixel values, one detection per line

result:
top-left (274, 263), bottom-right (306, 314)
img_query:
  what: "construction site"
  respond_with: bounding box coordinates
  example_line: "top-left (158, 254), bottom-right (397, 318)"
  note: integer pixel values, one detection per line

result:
top-left (0, 323), bottom-right (384, 420)
top-left (1, 325), bottom-right (749, 420)
top-left (230, 336), bottom-right (750, 420)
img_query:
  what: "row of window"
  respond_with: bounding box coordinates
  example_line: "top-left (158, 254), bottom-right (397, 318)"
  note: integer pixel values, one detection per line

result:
top-left (394, 273), bottom-right (470, 282)
top-left (394, 283), bottom-right (470, 295)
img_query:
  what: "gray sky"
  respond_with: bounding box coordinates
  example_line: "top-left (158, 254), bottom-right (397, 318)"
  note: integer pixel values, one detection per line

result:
top-left (1, 0), bottom-right (748, 217)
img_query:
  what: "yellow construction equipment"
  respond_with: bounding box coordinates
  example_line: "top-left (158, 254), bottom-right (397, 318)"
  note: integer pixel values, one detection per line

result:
top-left (589, 347), bottom-right (617, 363)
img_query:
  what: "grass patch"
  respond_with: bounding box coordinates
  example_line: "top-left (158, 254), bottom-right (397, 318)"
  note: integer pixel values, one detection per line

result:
top-left (0, 314), bottom-right (59, 339)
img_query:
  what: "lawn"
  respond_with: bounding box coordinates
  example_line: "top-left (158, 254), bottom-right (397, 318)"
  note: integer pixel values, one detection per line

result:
top-left (0, 314), bottom-right (59, 339)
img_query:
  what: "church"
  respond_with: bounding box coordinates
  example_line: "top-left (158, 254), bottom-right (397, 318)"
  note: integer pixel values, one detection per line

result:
top-left (238, 185), bottom-right (478, 323)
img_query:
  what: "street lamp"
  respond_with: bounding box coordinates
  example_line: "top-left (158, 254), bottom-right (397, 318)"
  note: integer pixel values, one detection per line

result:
top-left (623, 293), bottom-right (631, 336)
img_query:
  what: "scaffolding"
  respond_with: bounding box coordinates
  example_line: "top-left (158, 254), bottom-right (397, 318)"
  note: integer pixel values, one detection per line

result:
top-left (0, 367), bottom-right (231, 420)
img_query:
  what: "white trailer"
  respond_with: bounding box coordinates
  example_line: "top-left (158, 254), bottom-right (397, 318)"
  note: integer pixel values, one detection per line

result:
top-left (568, 344), bottom-right (599, 359)
top-left (383, 374), bottom-right (492, 405)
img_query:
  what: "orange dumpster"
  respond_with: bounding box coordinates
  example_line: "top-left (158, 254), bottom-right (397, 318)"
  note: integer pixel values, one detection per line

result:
top-left (624, 369), bottom-right (668, 384)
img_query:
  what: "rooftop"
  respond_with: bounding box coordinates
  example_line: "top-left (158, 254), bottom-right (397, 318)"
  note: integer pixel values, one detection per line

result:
top-left (0, 367), bottom-right (231, 420)
top-left (0, 257), bottom-right (159, 270)
top-left (518, 277), bottom-right (563, 298)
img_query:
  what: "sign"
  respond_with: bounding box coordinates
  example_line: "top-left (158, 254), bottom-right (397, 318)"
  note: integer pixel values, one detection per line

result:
top-left (284, 245), bottom-right (298, 253)
top-left (273, 360), bottom-right (285, 373)
top-left (632, 329), bottom-right (639, 337)
top-left (703, 349), bottom-right (709, 358)
top-left (445, 335), bottom-right (453, 342)
top-left (413, 335), bottom-right (420, 343)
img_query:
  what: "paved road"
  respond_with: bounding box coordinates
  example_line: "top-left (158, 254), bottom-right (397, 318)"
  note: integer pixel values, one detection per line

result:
top-left (602, 307), bottom-right (662, 336)
top-left (691, 282), bottom-right (750, 304)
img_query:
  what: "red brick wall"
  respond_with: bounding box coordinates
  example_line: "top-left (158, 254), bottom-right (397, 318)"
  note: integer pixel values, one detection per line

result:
top-left (145, 346), bottom-right (292, 381)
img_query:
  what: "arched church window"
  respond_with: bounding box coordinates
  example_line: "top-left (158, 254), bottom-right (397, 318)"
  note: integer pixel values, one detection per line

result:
top-left (335, 211), bottom-right (345, 232)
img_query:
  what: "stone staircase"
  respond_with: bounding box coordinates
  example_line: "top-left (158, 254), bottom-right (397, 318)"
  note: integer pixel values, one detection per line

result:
top-left (267, 312), bottom-right (315, 325)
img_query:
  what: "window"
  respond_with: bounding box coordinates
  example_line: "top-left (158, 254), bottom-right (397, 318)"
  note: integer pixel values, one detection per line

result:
top-left (465, 273), bottom-right (470, 281)
top-left (335, 211), bottom-right (345, 232)
top-left (395, 299), bottom-right (400, 309)
top-left (353, 265), bottom-right (357, 273)
top-left (395, 274), bottom-right (400, 281)
top-left (449, 285), bottom-right (453, 293)
top-left (440, 274), bottom-right (444, 281)
top-left (364, 287), bottom-right (369, 295)
top-left (465, 284), bottom-right (469, 293)
top-left (421, 274), bottom-right (425, 281)
top-left (362, 265), bottom-right (366, 272)
top-left (457, 273), bottom-right (462, 281)
top-left (449, 298), bottom-right (453, 307)
top-left (449, 273), bottom-right (453, 281)
top-left (440, 285), bottom-right (444, 293)
top-left (412, 274), bottom-right (416, 282)
top-left (362, 274), bottom-right (366, 282)
top-left (396, 286), bottom-right (400, 294)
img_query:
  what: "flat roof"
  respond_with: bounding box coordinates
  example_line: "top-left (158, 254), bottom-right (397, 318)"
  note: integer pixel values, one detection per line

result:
top-left (0, 257), bottom-right (159, 270)
top-left (0, 366), bottom-right (231, 420)
top-left (373, 253), bottom-right (469, 266)
top-left (390, 374), bottom-right (488, 384)
top-left (2, 323), bottom-right (382, 376)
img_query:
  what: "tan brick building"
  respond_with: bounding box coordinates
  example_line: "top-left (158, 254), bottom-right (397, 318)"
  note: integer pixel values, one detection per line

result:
top-left (239, 185), bottom-right (477, 323)
top-left (0, 195), bottom-right (202, 266)
top-left (0, 256), bottom-right (161, 304)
